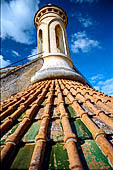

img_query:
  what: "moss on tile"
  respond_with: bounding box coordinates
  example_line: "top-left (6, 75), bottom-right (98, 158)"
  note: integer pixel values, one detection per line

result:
top-left (66, 105), bottom-right (76, 117)
top-left (78, 140), bottom-right (112, 170)
top-left (1, 118), bottom-right (7, 123)
top-left (45, 143), bottom-right (70, 170)
top-left (22, 121), bottom-right (40, 142)
top-left (17, 112), bottom-right (26, 121)
top-left (71, 119), bottom-right (92, 140)
top-left (0, 123), bottom-right (19, 144)
top-left (11, 144), bottom-right (34, 170)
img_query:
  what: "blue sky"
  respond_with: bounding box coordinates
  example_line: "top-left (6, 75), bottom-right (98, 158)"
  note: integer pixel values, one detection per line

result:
top-left (1, 0), bottom-right (113, 95)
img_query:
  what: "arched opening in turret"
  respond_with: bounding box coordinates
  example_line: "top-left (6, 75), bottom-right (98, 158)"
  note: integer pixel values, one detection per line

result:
top-left (55, 25), bottom-right (65, 54)
top-left (38, 29), bottom-right (43, 54)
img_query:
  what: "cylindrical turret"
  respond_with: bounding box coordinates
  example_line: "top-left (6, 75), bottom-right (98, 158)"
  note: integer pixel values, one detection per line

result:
top-left (31, 4), bottom-right (87, 84)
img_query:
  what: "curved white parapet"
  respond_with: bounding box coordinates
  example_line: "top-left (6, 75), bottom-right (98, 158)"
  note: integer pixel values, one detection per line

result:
top-left (31, 53), bottom-right (87, 84)
top-left (31, 66), bottom-right (87, 84)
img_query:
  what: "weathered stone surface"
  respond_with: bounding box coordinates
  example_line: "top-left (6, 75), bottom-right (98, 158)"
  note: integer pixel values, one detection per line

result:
top-left (0, 59), bottom-right (42, 102)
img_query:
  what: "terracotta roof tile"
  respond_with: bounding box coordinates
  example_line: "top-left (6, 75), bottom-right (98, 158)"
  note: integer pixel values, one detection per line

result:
top-left (0, 79), bottom-right (113, 169)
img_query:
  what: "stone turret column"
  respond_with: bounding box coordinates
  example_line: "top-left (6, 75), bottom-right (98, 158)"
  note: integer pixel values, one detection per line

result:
top-left (31, 4), bottom-right (87, 84)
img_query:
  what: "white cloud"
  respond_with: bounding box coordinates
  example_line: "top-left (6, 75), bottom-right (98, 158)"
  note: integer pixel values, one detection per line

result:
top-left (71, 12), bottom-right (95, 28)
top-left (71, 31), bottom-right (100, 53)
top-left (70, 0), bottom-right (97, 3)
top-left (0, 55), bottom-right (11, 68)
top-left (12, 50), bottom-right (20, 57)
top-left (90, 74), bottom-right (104, 83)
top-left (78, 17), bottom-right (93, 28)
top-left (28, 47), bottom-right (38, 61)
top-left (1, 0), bottom-right (40, 44)
top-left (94, 78), bottom-right (113, 96)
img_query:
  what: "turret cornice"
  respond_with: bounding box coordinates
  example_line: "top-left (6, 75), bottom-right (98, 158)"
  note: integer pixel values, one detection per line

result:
top-left (34, 4), bottom-right (68, 28)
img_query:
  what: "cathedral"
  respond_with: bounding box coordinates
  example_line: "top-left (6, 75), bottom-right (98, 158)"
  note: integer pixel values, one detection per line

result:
top-left (0, 4), bottom-right (113, 170)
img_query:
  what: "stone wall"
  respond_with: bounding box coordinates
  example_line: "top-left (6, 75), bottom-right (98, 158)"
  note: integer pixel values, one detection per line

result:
top-left (0, 59), bottom-right (43, 102)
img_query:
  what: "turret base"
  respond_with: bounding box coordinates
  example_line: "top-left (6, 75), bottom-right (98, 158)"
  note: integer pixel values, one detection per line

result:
top-left (31, 67), bottom-right (87, 84)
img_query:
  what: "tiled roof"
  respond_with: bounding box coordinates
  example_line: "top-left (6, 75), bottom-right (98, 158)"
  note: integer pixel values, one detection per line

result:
top-left (0, 79), bottom-right (113, 170)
